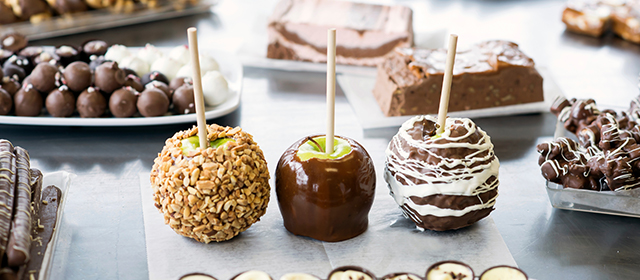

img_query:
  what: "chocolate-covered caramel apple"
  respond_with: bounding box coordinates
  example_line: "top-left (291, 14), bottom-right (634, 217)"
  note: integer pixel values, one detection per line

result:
top-left (150, 124), bottom-right (270, 242)
top-left (385, 115), bottom-right (500, 231)
top-left (275, 135), bottom-right (375, 242)
top-left (426, 261), bottom-right (474, 280)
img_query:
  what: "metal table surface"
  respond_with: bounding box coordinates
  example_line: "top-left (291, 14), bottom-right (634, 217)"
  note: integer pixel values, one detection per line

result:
top-left (2, 0), bottom-right (640, 279)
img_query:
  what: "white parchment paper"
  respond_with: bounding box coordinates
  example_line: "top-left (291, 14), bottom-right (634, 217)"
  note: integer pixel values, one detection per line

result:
top-left (140, 173), bottom-right (515, 280)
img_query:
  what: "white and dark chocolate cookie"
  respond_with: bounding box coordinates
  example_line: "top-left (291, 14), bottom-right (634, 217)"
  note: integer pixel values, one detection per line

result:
top-left (385, 115), bottom-right (500, 231)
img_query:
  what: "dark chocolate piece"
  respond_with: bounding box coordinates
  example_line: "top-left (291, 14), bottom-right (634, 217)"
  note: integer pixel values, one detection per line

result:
top-left (62, 61), bottom-right (92, 93)
top-left (6, 148), bottom-right (33, 267)
top-left (13, 84), bottom-right (43, 116)
top-left (141, 71), bottom-right (169, 86)
top-left (29, 63), bottom-right (59, 94)
top-left (94, 61), bottom-right (125, 94)
top-left (276, 135), bottom-right (375, 242)
top-left (121, 67), bottom-right (137, 78)
top-left (0, 34), bottom-right (27, 53)
top-left (109, 87), bottom-right (138, 118)
top-left (77, 87), bottom-right (106, 118)
top-left (0, 89), bottom-right (11, 115)
top-left (172, 84), bottom-right (195, 114)
top-left (0, 140), bottom-right (16, 259)
top-left (46, 86), bottom-right (76, 117)
top-left (55, 45), bottom-right (79, 67)
top-left (373, 40), bottom-right (544, 116)
top-left (136, 88), bottom-right (169, 117)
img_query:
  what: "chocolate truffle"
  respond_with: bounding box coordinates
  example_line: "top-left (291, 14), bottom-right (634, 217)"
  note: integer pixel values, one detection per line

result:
top-left (45, 86), bottom-right (75, 117)
top-left (81, 40), bottom-right (108, 60)
top-left (3, 65), bottom-right (26, 82)
top-left (145, 80), bottom-right (171, 99)
top-left (94, 61), bottom-right (125, 94)
top-left (29, 63), bottom-right (59, 93)
top-left (33, 51), bottom-right (60, 66)
top-left (172, 84), bottom-right (195, 114)
top-left (0, 88), bottom-right (11, 115)
top-left (63, 61), bottom-right (92, 93)
top-left (55, 45), bottom-right (80, 67)
top-left (385, 115), bottom-right (499, 231)
top-left (150, 125), bottom-right (271, 242)
top-left (77, 87), bottom-right (106, 118)
top-left (18, 46), bottom-right (44, 63)
top-left (109, 87), bottom-right (138, 118)
top-left (280, 273), bottom-right (320, 280)
top-left (141, 71), bottom-right (169, 86)
top-left (150, 56), bottom-right (181, 81)
top-left (136, 88), bottom-right (169, 117)
top-left (1, 77), bottom-right (21, 96)
top-left (169, 77), bottom-right (192, 92)
top-left (1, 33), bottom-right (27, 52)
top-left (276, 135), bottom-right (376, 242)
top-left (124, 74), bottom-right (144, 92)
top-left (426, 261), bottom-right (474, 280)
top-left (4, 55), bottom-right (33, 75)
top-left (201, 71), bottom-right (228, 106)
top-left (381, 273), bottom-right (421, 280)
top-left (480, 266), bottom-right (527, 280)
top-left (180, 273), bottom-right (218, 280)
top-left (104, 44), bottom-right (131, 64)
top-left (233, 271), bottom-right (272, 280)
top-left (122, 67), bottom-right (137, 77)
top-left (13, 84), bottom-right (43, 116)
top-left (329, 267), bottom-right (375, 280)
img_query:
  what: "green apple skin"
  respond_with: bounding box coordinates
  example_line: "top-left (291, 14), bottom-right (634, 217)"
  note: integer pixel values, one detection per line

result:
top-left (296, 136), bottom-right (352, 161)
top-left (275, 134), bottom-right (376, 242)
top-left (180, 136), bottom-right (235, 155)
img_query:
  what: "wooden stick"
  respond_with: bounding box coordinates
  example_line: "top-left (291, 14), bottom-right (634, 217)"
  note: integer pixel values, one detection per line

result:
top-left (187, 27), bottom-right (208, 149)
top-left (436, 34), bottom-right (459, 135)
top-left (326, 28), bottom-right (336, 155)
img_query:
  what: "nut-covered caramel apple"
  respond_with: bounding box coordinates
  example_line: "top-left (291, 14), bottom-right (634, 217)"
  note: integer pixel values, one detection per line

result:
top-left (150, 124), bottom-right (270, 242)
top-left (275, 135), bottom-right (375, 242)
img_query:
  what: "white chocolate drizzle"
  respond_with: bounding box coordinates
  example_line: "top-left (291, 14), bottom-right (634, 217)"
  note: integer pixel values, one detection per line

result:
top-left (385, 115), bottom-right (500, 218)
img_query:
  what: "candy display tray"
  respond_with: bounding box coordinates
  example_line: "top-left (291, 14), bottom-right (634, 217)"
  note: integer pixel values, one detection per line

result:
top-left (0, 47), bottom-right (242, 127)
top-left (546, 182), bottom-right (640, 218)
top-left (0, 0), bottom-right (217, 40)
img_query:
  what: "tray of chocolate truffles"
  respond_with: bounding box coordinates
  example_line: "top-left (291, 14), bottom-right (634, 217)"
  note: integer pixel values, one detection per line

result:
top-left (537, 96), bottom-right (640, 218)
top-left (177, 263), bottom-right (529, 280)
top-left (0, 139), bottom-right (71, 280)
top-left (0, 34), bottom-right (241, 126)
top-left (0, 0), bottom-right (216, 41)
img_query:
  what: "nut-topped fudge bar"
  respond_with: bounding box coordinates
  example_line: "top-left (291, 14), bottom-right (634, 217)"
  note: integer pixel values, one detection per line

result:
top-left (373, 40), bottom-right (543, 117)
top-left (267, 0), bottom-right (413, 66)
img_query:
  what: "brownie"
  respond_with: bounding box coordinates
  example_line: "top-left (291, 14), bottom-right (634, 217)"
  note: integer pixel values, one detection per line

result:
top-left (266, 0), bottom-right (413, 66)
top-left (372, 40), bottom-right (544, 117)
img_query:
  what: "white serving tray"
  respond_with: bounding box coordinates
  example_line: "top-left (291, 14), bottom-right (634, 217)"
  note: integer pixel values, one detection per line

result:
top-left (0, 48), bottom-right (242, 126)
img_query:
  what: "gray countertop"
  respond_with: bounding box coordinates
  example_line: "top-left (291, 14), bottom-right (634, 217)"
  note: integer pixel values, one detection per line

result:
top-left (3, 0), bottom-right (640, 279)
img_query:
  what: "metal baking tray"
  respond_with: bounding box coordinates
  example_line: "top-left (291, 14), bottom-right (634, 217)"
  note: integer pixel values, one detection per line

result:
top-left (545, 107), bottom-right (640, 218)
top-left (0, 0), bottom-right (216, 40)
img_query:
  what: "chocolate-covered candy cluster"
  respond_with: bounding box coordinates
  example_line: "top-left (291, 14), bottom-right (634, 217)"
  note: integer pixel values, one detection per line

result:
top-left (0, 38), bottom-right (224, 118)
top-left (178, 262), bottom-right (528, 280)
top-left (538, 96), bottom-right (640, 191)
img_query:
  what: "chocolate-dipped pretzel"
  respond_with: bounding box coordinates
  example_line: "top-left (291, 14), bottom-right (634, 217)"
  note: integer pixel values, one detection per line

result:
top-left (0, 140), bottom-right (16, 258)
top-left (6, 147), bottom-right (33, 267)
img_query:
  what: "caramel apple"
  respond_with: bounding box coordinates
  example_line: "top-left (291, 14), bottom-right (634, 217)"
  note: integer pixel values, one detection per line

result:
top-left (275, 134), bottom-right (375, 242)
top-left (426, 261), bottom-right (474, 280)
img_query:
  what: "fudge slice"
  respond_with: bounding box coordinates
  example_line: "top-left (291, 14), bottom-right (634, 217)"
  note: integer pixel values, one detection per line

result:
top-left (267, 0), bottom-right (413, 66)
top-left (562, 0), bottom-right (617, 37)
top-left (373, 40), bottom-right (543, 117)
top-left (611, 1), bottom-right (640, 43)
